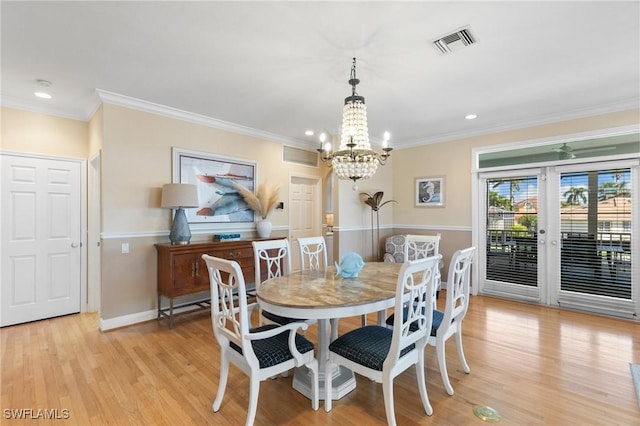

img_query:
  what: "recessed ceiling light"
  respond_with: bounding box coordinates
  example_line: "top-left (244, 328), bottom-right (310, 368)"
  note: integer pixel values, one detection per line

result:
top-left (465, 114), bottom-right (477, 120)
top-left (305, 130), bottom-right (314, 136)
top-left (34, 79), bottom-right (53, 99)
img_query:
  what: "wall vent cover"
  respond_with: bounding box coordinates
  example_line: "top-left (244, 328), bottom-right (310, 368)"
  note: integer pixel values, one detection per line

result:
top-left (283, 145), bottom-right (318, 167)
top-left (433, 27), bottom-right (476, 54)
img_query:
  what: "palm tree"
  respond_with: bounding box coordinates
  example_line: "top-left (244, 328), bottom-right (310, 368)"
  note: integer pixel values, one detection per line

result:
top-left (491, 179), bottom-right (520, 209)
top-left (564, 186), bottom-right (587, 205)
top-left (615, 180), bottom-right (630, 197)
top-left (598, 173), bottom-right (630, 207)
top-left (598, 182), bottom-right (618, 200)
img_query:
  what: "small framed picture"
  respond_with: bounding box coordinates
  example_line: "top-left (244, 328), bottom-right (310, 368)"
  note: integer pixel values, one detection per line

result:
top-left (415, 176), bottom-right (445, 207)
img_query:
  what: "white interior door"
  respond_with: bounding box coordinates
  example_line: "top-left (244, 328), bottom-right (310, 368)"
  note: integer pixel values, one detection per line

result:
top-left (289, 175), bottom-right (321, 269)
top-left (1, 154), bottom-right (82, 326)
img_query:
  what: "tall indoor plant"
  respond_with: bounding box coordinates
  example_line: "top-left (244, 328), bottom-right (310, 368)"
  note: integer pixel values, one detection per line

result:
top-left (361, 191), bottom-right (396, 260)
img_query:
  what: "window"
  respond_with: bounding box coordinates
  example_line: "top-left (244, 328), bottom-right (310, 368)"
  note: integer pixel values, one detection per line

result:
top-left (598, 221), bottom-right (611, 231)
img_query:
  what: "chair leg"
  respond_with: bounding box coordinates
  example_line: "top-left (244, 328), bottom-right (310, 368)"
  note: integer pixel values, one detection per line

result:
top-left (324, 361), bottom-right (333, 412)
top-left (361, 314), bottom-right (367, 326)
top-left (246, 375), bottom-right (260, 426)
top-left (436, 338), bottom-right (454, 395)
top-left (213, 352), bottom-right (230, 412)
top-left (415, 352), bottom-right (433, 416)
top-left (455, 330), bottom-right (471, 373)
top-left (382, 374), bottom-right (397, 426)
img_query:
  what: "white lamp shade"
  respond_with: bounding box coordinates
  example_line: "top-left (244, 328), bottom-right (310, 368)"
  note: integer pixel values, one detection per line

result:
top-left (326, 213), bottom-right (334, 227)
top-left (161, 184), bottom-right (199, 208)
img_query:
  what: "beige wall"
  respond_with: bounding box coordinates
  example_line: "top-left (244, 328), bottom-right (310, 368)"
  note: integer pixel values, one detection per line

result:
top-left (101, 104), bottom-right (319, 234)
top-left (99, 104), bottom-right (323, 320)
top-left (1, 107), bottom-right (88, 158)
top-left (389, 108), bottom-right (639, 277)
top-left (392, 108), bottom-right (640, 228)
top-left (333, 156), bottom-right (395, 261)
top-left (3, 104), bottom-right (638, 324)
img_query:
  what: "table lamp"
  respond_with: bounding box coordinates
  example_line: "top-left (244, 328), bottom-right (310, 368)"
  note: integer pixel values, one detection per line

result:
top-left (161, 183), bottom-right (199, 245)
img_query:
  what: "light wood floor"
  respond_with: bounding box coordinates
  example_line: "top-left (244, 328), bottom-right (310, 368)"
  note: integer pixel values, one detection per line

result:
top-left (2, 295), bottom-right (639, 425)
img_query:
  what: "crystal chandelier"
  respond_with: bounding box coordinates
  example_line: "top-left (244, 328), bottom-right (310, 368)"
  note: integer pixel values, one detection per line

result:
top-left (318, 58), bottom-right (392, 188)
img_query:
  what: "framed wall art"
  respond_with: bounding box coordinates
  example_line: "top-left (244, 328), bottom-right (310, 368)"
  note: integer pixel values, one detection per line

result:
top-left (415, 176), bottom-right (445, 207)
top-left (173, 148), bottom-right (256, 223)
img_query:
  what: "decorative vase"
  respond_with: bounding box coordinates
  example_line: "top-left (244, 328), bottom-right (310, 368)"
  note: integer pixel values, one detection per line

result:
top-left (256, 219), bottom-right (272, 238)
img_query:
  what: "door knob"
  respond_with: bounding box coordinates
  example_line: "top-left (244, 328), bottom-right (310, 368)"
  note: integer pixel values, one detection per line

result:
top-left (71, 243), bottom-right (79, 248)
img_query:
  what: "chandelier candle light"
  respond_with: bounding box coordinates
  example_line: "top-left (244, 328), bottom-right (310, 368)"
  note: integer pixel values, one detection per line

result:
top-left (317, 58), bottom-right (393, 190)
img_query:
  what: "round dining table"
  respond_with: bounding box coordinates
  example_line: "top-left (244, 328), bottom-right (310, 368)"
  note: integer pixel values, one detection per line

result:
top-left (257, 261), bottom-right (403, 400)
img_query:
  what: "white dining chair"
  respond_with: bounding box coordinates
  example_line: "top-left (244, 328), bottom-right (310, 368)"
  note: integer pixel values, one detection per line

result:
top-left (253, 239), bottom-right (316, 328)
top-left (325, 255), bottom-right (441, 425)
top-left (297, 236), bottom-right (338, 341)
top-left (372, 233), bottom-right (442, 327)
top-left (297, 236), bottom-right (328, 270)
top-left (385, 246), bottom-right (475, 396)
top-left (202, 254), bottom-right (319, 426)
top-left (405, 233), bottom-right (442, 305)
top-left (428, 246), bottom-right (475, 395)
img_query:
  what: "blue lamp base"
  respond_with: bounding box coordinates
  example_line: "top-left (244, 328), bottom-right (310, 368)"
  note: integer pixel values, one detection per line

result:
top-left (169, 208), bottom-right (192, 245)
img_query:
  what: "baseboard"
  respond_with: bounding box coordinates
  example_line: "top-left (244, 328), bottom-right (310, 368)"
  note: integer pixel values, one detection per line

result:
top-left (99, 302), bottom-right (212, 331)
top-left (100, 309), bottom-right (157, 331)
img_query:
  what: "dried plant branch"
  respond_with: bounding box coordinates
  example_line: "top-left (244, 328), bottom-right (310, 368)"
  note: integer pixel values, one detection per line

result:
top-left (232, 181), bottom-right (280, 219)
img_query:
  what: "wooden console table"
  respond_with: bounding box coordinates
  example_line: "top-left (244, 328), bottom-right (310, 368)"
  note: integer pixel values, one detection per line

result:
top-left (155, 238), bottom-right (273, 327)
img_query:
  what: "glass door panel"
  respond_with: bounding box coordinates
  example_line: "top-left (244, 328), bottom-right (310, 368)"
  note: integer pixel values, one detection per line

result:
top-left (482, 174), bottom-right (542, 301)
top-left (559, 168), bottom-right (632, 299)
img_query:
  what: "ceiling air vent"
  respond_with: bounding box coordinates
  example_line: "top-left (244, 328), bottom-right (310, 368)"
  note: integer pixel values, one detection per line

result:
top-left (433, 27), bottom-right (476, 55)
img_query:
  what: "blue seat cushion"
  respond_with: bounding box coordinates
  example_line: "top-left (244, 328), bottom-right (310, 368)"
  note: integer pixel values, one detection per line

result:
top-left (261, 310), bottom-right (306, 325)
top-left (386, 309), bottom-right (444, 336)
top-left (229, 324), bottom-right (314, 369)
top-left (329, 325), bottom-right (415, 371)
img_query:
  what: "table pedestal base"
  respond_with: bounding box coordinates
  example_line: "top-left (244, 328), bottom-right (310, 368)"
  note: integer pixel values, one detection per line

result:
top-left (293, 365), bottom-right (355, 400)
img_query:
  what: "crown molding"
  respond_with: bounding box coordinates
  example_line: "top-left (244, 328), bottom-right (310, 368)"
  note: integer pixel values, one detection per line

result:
top-left (0, 94), bottom-right (87, 121)
top-left (398, 97), bottom-right (640, 150)
top-left (94, 89), bottom-right (313, 150)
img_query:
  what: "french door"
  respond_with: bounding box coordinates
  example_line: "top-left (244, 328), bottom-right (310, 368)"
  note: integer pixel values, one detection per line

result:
top-left (479, 169), bottom-right (546, 303)
top-left (478, 160), bottom-right (638, 319)
top-left (547, 161), bottom-right (636, 317)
